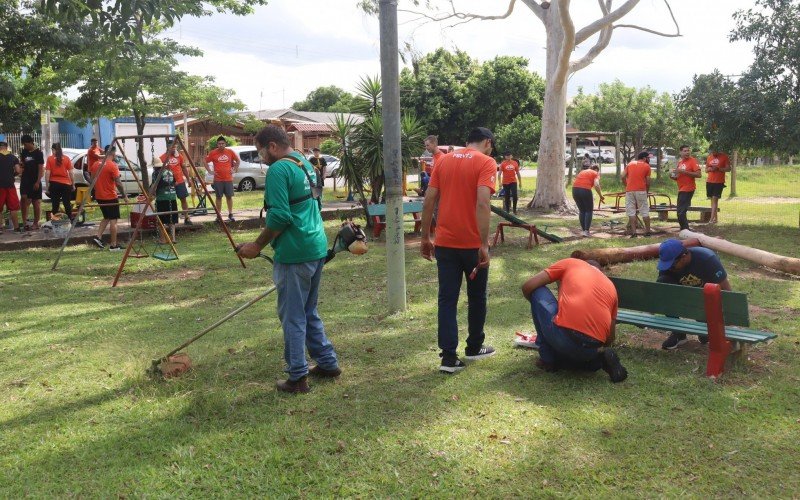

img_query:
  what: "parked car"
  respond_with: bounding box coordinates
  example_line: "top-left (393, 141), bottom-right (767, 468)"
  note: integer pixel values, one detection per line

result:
top-left (56, 147), bottom-right (152, 197)
top-left (204, 145), bottom-right (266, 192)
top-left (646, 147), bottom-right (676, 169)
top-left (587, 148), bottom-right (615, 163)
top-left (305, 153), bottom-right (340, 178)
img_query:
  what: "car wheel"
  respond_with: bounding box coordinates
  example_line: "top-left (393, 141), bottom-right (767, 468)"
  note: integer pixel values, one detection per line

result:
top-left (238, 178), bottom-right (256, 192)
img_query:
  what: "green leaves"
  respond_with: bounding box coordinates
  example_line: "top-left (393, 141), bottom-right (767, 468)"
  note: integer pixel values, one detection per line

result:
top-left (292, 86), bottom-right (356, 113)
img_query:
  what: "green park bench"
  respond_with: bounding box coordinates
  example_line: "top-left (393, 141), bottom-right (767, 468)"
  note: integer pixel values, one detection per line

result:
top-left (611, 277), bottom-right (776, 377)
top-left (366, 201), bottom-right (423, 238)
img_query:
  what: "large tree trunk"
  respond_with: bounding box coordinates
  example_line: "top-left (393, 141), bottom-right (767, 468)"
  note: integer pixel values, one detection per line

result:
top-left (530, 5), bottom-right (571, 211)
top-left (680, 230), bottom-right (800, 276)
top-left (134, 108), bottom-right (150, 190)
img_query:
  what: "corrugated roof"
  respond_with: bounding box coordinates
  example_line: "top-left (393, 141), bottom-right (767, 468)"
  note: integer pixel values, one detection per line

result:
top-left (287, 122), bottom-right (335, 133)
top-left (237, 108), bottom-right (363, 125)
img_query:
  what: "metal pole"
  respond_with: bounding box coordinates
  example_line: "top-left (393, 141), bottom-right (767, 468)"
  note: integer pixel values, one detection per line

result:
top-left (615, 131), bottom-right (622, 180)
top-left (379, 0), bottom-right (406, 313)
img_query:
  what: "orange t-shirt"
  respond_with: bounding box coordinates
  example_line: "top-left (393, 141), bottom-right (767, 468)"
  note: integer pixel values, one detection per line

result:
top-left (205, 148), bottom-right (238, 182)
top-left (87, 145), bottom-right (103, 166)
top-left (499, 160), bottom-right (520, 185)
top-left (705, 153), bottom-right (729, 184)
top-left (90, 159), bottom-right (120, 200)
top-left (160, 151), bottom-right (187, 184)
top-left (429, 148), bottom-right (497, 249)
top-left (573, 169), bottom-right (599, 190)
top-left (46, 155), bottom-right (73, 185)
top-left (624, 160), bottom-right (651, 192)
top-left (544, 258), bottom-right (618, 343)
top-left (425, 150), bottom-right (444, 175)
top-left (675, 156), bottom-right (701, 192)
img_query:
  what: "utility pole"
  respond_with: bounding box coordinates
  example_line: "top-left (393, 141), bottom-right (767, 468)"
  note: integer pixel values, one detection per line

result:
top-left (379, 0), bottom-right (406, 313)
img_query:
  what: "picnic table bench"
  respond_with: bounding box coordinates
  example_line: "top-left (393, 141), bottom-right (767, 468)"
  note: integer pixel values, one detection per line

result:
top-left (596, 192), bottom-right (716, 223)
top-left (366, 200), bottom-right (423, 238)
top-left (611, 277), bottom-right (776, 377)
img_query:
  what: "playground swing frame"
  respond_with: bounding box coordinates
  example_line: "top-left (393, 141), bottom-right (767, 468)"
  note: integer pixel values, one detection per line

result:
top-left (51, 134), bottom-right (245, 286)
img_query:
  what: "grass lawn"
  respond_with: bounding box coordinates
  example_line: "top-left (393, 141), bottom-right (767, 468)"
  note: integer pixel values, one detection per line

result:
top-left (1, 207), bottom-right (799, 496)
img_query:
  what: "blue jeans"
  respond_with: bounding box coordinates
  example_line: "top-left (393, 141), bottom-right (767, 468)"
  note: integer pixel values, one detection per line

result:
top-left (436, 246), bottom-right (487, 358)
top-left (274, 258), bottom-right (338, 381)
top-left (529, 287), bottom-right (603, 371)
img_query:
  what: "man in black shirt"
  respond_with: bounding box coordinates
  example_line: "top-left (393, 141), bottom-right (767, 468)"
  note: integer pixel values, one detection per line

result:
top-left (19, 135), bottom-right (45, 230)
top-left (656, 238), bottom-right (731, 350)
top-left (308, 148), bottom-right (327, 190)
top-left (0, 136), bottom-right (22, 233)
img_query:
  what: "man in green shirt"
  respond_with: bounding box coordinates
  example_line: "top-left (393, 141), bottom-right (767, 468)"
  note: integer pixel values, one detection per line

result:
top-left (237, 125), bottom-right (339, 394)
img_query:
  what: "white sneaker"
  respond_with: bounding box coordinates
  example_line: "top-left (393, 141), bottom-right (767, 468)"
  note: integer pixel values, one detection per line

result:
top-left (514, 332), bottom-right (539, 349)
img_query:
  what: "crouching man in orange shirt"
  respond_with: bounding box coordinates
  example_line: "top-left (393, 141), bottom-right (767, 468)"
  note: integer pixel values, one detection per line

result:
top-left (521, 258), bottom-right (628, 383)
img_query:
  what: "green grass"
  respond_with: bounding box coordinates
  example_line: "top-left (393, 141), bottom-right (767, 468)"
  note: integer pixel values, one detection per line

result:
top-left (1, 211), bottom-right (799, 496)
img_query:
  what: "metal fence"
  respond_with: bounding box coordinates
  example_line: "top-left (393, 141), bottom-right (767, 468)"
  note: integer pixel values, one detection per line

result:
top-left (2, 132), bottom-right (85, 153)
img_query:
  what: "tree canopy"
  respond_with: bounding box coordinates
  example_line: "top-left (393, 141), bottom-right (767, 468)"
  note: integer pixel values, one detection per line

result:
top-left (292, 86), bottom-right (356, 112)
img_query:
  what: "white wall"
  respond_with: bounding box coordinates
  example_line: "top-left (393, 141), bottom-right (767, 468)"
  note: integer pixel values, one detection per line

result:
top-left (114, 123), bottom-right (173, 167)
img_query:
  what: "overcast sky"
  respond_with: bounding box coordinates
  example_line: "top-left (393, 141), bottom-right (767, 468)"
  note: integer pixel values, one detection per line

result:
top-left (173, 0), bottom-right (756, 111)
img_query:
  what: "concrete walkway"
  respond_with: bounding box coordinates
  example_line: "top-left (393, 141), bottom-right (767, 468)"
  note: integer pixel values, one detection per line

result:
top-left (0, 200), bottom-right (368, 251)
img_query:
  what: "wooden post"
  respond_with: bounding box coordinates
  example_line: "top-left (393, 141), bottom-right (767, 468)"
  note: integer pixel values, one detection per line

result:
top-left (568, 136), bottom-right (577, 184)
top-left (730, 149), bottom-right (738, 197)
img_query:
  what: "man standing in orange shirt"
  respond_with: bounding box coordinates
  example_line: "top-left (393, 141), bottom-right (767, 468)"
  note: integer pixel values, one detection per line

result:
top-left (423, 135), bottom-right (443, 175)
top-left (87, 138), bottom-right (103, 166)
top-left (89, 145), bottom-right (126, 250)
top-left (621, 151), bottom-right (652, 237)
top-left (705, 148), bottom-right (729, 224)
top-left (420, 127), bottom-right (497, 373)
top-left (670, 145), bottom-right (702, 230)
top-left (205, 136), bottom-right (240, 222)
top-left (160, 140), bottom-right (193, 225)
top-left (520, 258), bottom-right (627, 382)
top-left (497, 151), bottom-right (522, 214)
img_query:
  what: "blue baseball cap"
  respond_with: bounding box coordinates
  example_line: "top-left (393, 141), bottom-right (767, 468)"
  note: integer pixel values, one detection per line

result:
top-left (657, 239), bottom-right (686, 271)
top-left (0, 134), bottom-right (6, 143)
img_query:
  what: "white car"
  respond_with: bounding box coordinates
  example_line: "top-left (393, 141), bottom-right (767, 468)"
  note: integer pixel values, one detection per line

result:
top-left (305, 154), bottom-right (340, 178)
top-left (57, 148), bottom-right (153, 197)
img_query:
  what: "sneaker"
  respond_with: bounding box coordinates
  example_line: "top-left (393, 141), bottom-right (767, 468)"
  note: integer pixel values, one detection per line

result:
top-left (601, 348), bottom-right (628, 383)
top-left (227, 214), bottom-right (235, 222)
top-left (309, 365), bottom-right (342, 378)
top-left (514, 332), bottom-right (539, 349)
top-left (698, 335), bottom-right (709, 345)
top-left (108, 245), bottom-right (123, 252)
top-left (629, 233), bottom-right (638, 239)
top-left (276, 376), bottom-right (310, 394)
top-left (464, 345), bottom-right (496, 360)
top-left (662, 332), bottom-right (688, 350)
top-left (440, 357), bottom-right (466, 374)
top-left (92, 237), bottom-right (105, 249)
top-left (184, 219), bottom-right (193, 226)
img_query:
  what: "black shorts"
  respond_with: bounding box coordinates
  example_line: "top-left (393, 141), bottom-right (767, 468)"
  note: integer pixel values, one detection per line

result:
top-left (20, 179), bottom-right (43, 200)
top-left (97, 199), bottom-right (120, 220)
top-left (156, 199), bottom-right (178, 224)
top-left (706, 182), bottom-right (725, 198)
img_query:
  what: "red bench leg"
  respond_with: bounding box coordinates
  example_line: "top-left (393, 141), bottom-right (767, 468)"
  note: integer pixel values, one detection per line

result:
top-left (372, 216), bottom-right (383, 238)
top-left (491, 224), bottom-right (502, 247)
top-left (704, 283), bottom-right (732, 378)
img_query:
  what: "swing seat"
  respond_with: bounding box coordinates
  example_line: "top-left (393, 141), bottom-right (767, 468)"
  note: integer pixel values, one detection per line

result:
top-left (152, 251), bottom-right (178, 261)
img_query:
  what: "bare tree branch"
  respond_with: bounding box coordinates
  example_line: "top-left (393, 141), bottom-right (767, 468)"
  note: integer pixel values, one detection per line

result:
top-left (570, 24), bottom-right (612, 73)
top-left (520, 0), bottom-right (545, 22)
top-left (398, 0), bottom-right (518, 26)
top-left (613, 1), bottom-right (681, 38)
top-left (575, 0), bottom-right (639, 45)
top-left (553, 0), bottom-right (575, 89)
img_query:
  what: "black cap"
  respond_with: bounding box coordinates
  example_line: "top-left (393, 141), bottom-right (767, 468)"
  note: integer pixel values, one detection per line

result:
top-left (503, 151), bottom-right (512, 156)
top-left (217, 136), bottom-right (226, 143)
top-left (90, 138), bottom-right (98, 143)
top-left (466, 127), bottom-right (495, 144)
top-left (637, 151), bottom-right (649, 160)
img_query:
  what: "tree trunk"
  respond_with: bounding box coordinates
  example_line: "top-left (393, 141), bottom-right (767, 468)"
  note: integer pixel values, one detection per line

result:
top-left (134, 108), bottom-right (150, 190)
top-left (530, 8), bottom-right (571, 211)
top-left (679, 230), bottom-right (800, 276)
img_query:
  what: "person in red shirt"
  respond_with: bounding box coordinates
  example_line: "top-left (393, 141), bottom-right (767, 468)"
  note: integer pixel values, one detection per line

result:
top-left (44, 143), bottom-right (75, 220)
top-left (89, 145), bottom-right (126, 250)
top-left (497, 151), bottom-right (522, 214)
top-left (160, 140), bottom-right (193, 225)
top-left (705, 148), bottom-right (730, 224)
top-left (423, 135), bottom-right (443, 175)
top-left (521, 258), bottom-right (627, 382)
top-left (205, 136), bottom-right (240, 222)
top-left (621, 151), bottom-right (652, 237)
top-left (420, 127), bottom-right (497, 373)
top-left (571, 164), bottom-right (604, 237)
top-left (670, 145), bottom-right (702, 230)
top-left (87, 138), bottom-right (103, 166)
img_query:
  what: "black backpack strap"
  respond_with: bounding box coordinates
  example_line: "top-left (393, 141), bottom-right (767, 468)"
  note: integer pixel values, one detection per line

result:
top-left (263, 154), bottom-right (321, 211)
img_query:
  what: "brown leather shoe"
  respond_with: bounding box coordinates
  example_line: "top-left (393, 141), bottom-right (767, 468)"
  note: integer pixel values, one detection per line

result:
top-left (309, 365), bottom-right (342, 378)
top-left (276, 376), bottom-right (310, 393)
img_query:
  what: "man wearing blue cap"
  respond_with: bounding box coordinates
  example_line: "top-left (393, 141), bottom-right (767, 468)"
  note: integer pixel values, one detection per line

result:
top-left (656, 239), bottom-right (731, 349)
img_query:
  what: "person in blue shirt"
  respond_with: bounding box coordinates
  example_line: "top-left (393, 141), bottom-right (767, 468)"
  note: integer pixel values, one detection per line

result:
top-left (656, 239), bottom-right (731, 349)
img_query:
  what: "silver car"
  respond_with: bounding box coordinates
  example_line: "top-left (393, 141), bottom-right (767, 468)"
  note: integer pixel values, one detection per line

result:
top-left (56, 148), bottom-right (152, 196)
top-left (305, 153), bottom-right (340, 178)
top-left (204, 145), bottom-right (266, 192)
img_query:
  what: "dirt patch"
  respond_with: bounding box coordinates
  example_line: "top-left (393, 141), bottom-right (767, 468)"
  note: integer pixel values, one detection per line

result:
top-left (119, 268), bottom-right (206, 285)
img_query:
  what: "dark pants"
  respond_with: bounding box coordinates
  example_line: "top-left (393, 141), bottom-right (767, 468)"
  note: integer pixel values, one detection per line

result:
top-left (529, 287), bottom-right (603, 371)
top-left (503, 182), bottom-right (518, 213)
top-left (572, 187), bottom-right (594, 231)
top-left (435, 246), bottom-right (488, 359)
top-left (677, 190), bottom-right (694, 230)
top-left (49, 182), bottom-right (72, 218)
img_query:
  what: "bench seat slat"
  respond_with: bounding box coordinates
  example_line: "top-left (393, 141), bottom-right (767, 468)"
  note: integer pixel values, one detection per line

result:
top-left (617, 310), bottom-right (776, 343)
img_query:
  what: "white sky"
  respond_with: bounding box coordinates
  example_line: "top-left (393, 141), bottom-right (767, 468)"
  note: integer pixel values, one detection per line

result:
top-left (172, 0), bottom-right (756, 111)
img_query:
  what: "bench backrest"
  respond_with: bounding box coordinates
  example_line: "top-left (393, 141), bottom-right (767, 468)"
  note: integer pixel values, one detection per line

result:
top-left (367, 201), bottom-right (424, 217)
top-left (610, 277), bottom-right (750, 327)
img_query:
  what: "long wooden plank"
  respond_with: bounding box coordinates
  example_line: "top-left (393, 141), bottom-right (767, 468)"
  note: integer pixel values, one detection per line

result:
top-left (616, 310), bottom-right (775, 343)
top-left (489, 205), bottom-right (562, 243)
